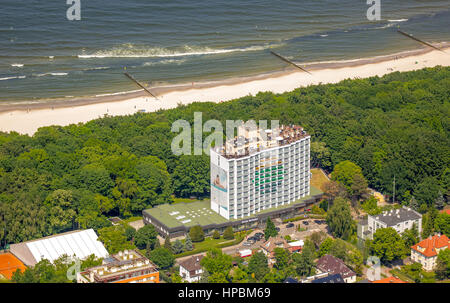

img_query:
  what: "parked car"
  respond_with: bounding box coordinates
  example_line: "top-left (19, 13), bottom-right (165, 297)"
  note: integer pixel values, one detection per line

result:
top-left (276, 227), bottom-right (280, 232)
top-left (314, 220), bottom-right (321, 224)
top-left (243, 241), bottom-right (252, 247)
top-left (247, 236), bottom-right (257, 242)
top-left (286, 223), bottom-right (295, 228)
top-left (302, 221), bottom-right (309, 225)
top-left (254, 234), bottom-right (263, 241)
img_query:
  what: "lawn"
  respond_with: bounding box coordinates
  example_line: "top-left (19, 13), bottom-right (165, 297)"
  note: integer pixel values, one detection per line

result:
top-left (174, 231), bottom-right (251, 258)
top-left (389, 269), bottom-right (415, 283)
top-left (310, 168), bottom-right (330, 192)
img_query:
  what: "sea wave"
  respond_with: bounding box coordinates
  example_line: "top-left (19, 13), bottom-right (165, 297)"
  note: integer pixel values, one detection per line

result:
top-left (83, 66), bottom-right (111, 71)
top-left (36, 72), bottom-right (68, 77)
top-left (0, 75), bottom-right (26, 81)
top-left (142, 59), bottom-right (187, 66)
top-left (388, 19), bottom-right (408, 22)
top-left (11, 64), bottom-right (24, 68)
top-left (78, 43), bottom-right (280, 59)
top-left (374, 23), bottom-right (397, 30)
top-left (94, 89), bottom-right (143, 97)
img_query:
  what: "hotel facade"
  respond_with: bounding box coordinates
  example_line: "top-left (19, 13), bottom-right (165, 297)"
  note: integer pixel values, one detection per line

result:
top-left (210, 124), bottom-right (311, 220)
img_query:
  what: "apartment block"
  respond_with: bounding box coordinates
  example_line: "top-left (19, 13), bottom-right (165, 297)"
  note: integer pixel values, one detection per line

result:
top-left (77, 250), bottom-right (159, 283)
top-left (358, 207), bottom-right (422, 241)
top-left (210, 124), bottom-right (311, 219)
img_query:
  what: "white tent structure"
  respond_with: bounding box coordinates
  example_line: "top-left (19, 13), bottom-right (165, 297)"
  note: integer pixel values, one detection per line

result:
top-left (239, 249), bottom-right (252, 258)
top-left (10, 229), bottom-right (109, 267)
top-left (288, 240), bottom-right (304, 247)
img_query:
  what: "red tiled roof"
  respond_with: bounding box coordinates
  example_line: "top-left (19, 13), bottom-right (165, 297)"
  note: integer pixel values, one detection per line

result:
top-left (288, 246), bottom-right (302, 253)
top-left (411, 234), bottom-right (450, 258)
top-left (440, 209), bottom-right (450, 215)
top-left (0, 253), bottom-right (27, 280)
top-left (372, 277), bottom-right (407, 283)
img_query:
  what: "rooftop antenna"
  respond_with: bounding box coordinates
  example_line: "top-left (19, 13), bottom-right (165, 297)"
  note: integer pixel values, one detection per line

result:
top-left (392, 175), bottom-right (396, 204)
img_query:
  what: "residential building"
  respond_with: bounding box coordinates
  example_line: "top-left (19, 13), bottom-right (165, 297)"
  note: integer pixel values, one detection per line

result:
top-left (316, 254), bottom-right (356, 283)
top-left (0, 252), bottom-right (27, 280)
top-left (179, 255), bottom-right (204, 283)
top-left (239, 249), bottom-right (252, 258)
top-left (410, 234), bottom-right (450, 271)
top-left (311, 273), bottom-right (345, 283)
top-left (260, 236), bottom-right (290, 265)
top-left (210, 123), bottom-right (311, 220)
top-left (288, 240), bottom-right (304, 253)
top-left (77, 250), bottom-right (159, 283)
top-left (441, 209), bottom-right (450, 215)
top-left (358, 207), bottom-right (422, 241)
top-left (9, 229), bottom-right (109, 267)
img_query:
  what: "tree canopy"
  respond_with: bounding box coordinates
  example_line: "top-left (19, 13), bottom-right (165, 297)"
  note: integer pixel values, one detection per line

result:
top-left (0, 66), bottom-right (448, 247)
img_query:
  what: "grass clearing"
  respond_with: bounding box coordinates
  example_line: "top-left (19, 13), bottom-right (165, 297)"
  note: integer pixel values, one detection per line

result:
top-left (310, 168), bottom-right (330, 192)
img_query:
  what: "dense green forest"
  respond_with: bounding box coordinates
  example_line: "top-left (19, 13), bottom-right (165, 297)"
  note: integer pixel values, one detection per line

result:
top-left (0, 66), bottom-right (449, 247)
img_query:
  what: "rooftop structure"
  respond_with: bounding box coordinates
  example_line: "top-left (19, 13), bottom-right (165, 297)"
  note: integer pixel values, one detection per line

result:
top-left (0, 252), bottom-right (27, 280)
top-left (9, 229), bottom-right (109, 267)
top-left (441, 209), bottom-right (450, 215)
top-left (316, 255), bottom-right (356, 283)
top-left (214, 124), bottom-right (309, 159)
top-left (412, 234), bottom-right (449, 258)
top-left (410, 234), bottom-right (449, 271)
top-left (373, 207), bottom-right (422, 227)
top-left (260, 236), bottom-right (290, 262)
top-left (358, 206), bottom-right (422, 241)
top-left (77, 250), bottom-right (159, 283)
top-left (311, 273), bottom-right (345, 283)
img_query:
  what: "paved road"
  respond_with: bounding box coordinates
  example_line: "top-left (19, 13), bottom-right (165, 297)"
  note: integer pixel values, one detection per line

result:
top-left (175, 219), bottom-right (330, 265)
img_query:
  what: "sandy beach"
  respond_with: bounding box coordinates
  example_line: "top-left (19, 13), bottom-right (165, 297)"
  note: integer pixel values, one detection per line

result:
top-left (1, 45), bottom-right (449, 136)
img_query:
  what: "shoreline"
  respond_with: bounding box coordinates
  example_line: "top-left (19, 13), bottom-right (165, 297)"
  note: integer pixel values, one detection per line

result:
top-left (0, 44), bottom-right (449, 135)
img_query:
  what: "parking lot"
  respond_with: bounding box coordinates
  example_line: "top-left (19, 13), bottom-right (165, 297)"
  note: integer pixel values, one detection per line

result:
top-left (224, 217), bottom-right (329, 256)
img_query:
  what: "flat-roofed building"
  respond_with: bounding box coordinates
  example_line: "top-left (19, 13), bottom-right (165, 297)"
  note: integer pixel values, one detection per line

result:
top-left (77, 249), bottom-right (159, 283)
top-left (210, 123), bottom-right (311, 220)
top-left (358, 207), bottom-right (422, 241)
top-left (9, 229), bottom-right (109, 267)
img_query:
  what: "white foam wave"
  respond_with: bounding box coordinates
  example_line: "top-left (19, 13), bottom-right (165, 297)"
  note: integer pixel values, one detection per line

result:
top-left (11, 64), bottom-right (24, 68)
top-left (0, 75), bottom-right (26, 81)
top-left (320, 34), bottom-right (328, 37)
top-left (375, 23), bottom-right (396, 29)
top-left (84, 66), bottom-right (111, 71)
top-left (388, 19), bottom-right (408, 22)
top-left (36, 72), bottom-right (68, 77)
top-left (95, 89), bottom-right (143, 97)
top-left (143, 59), bottom-right (186, 66)
top-left (78, 44), bottom-right (279, 59)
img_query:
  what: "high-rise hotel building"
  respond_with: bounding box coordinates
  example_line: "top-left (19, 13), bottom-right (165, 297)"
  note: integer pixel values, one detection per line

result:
top-left (210, 124), bottom-right (311, 220)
